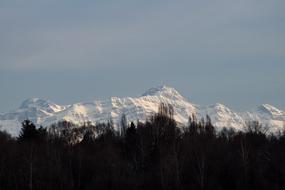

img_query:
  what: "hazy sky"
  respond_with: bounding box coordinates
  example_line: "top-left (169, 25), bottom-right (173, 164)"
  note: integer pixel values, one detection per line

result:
top-left (0, 0), bottom-right (285, 112)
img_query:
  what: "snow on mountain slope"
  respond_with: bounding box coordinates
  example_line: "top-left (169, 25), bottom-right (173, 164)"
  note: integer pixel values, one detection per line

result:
top-left (41, 87), bottom-right (197, 130)
top-left (198, 103), bottom-right (245, 131)
top-left (242, 104), bottom-right (285, 133)
top-left (0, 98), bottom-right (68, 136)
top-left (0, 86), bottom-right (284, 136)
top-left (0, 120), bottom-right (21, 137)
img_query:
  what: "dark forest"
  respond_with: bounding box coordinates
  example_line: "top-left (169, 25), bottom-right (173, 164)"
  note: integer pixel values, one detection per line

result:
top-left (0, 104), bottom-right (285, 190)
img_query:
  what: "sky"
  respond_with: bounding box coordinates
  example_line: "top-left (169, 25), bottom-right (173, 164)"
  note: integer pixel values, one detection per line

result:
top-left (0, 0), bottom-right (285, 112)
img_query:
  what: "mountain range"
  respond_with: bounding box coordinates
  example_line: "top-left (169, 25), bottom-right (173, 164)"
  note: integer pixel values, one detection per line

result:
top-left (0, 86), bottom-right (284, 137)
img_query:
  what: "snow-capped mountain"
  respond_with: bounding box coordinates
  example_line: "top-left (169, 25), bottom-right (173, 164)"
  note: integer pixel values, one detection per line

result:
top-left (0, 86), bottom-right (284, 137)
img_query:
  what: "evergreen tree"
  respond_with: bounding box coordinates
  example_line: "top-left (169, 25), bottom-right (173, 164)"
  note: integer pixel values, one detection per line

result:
top-left (18, 120), bottom-right (39, 143)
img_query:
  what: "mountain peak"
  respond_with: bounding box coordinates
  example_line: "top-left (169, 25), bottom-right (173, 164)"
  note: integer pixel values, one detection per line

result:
top-left (141, 85), bottom-right (184, 100)
top-left (20, 98), bottom-right (64, 113)
top-left (20, 98), bottom-right (52, 109)
top-left (210, 103), bottom-right (227, 108)
top-left (1, 86), bottom-right (285, 137)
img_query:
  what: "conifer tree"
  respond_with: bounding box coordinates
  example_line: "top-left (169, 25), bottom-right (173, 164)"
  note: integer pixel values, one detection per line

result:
top-left (18, 120), bottom-right (39, 143)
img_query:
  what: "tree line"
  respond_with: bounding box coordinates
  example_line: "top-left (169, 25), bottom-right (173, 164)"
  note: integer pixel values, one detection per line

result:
top-left (0, 103), bottom-right (285, 190)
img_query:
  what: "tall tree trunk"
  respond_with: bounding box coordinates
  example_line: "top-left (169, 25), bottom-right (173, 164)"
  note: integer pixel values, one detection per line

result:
top-left (29, 145), bottom-right (33, 190)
